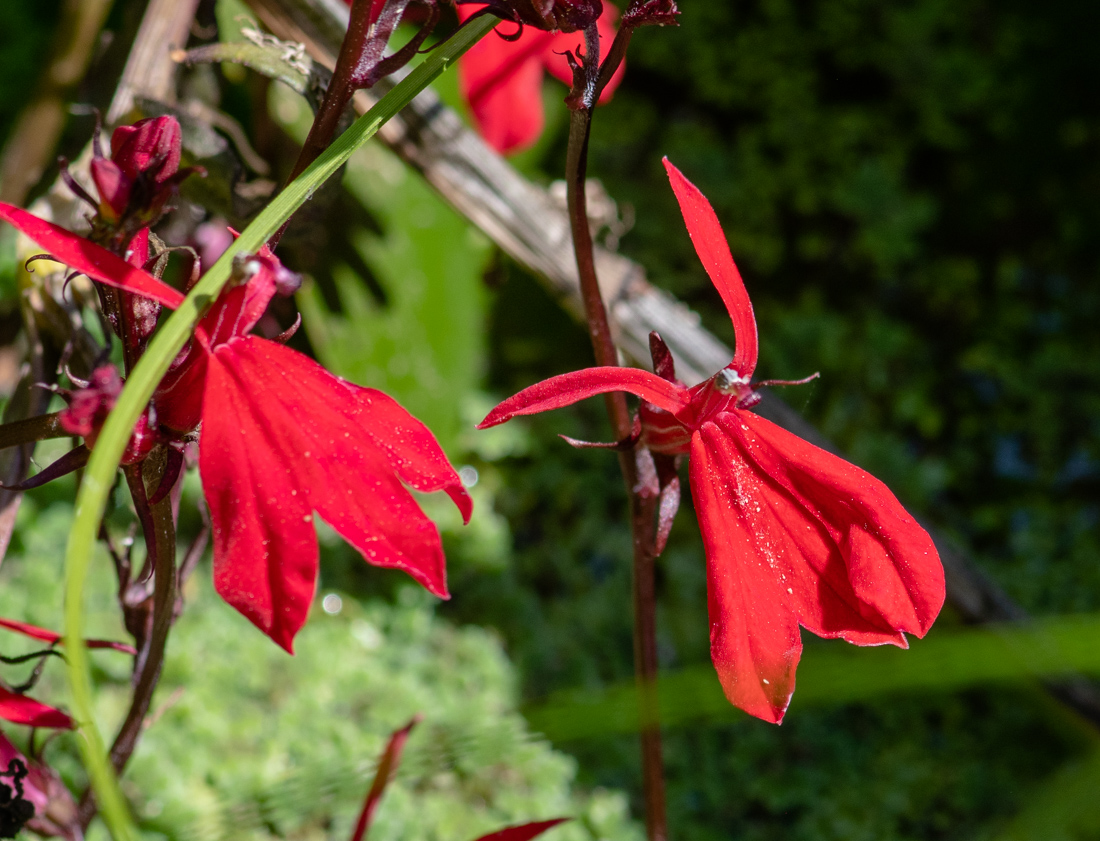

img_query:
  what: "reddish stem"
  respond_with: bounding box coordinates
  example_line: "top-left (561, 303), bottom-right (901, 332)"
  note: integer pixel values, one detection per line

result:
top-left (563, 27), bottom-right (668, 841)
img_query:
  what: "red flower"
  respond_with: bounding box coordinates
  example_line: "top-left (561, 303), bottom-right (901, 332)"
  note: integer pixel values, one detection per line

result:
top-left (457, 3), bottom-right (624, 154)
top-left (89, 116), bottom-right (184, 227)
top-left (0, 204), bottom-right (472, 653)
top-left (478, 159), bottom-right (945, 723)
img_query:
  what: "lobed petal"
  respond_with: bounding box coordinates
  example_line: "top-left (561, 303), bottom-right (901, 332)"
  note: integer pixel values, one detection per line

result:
top-left (201, 337), bottom-right (462, 650)
top-left (719, 412), bottom-right (945, 639)
top-left (351, 388), bottom-right (472, 523)
top-left (479, 367), bottom-right (688, 428)
top-left (200, 351), bottom-right (318, 652)
top-left (0, 687), bottom-right (73, 729)
top-left (690, 428), bottom-right (801, 723)
top-left (699, 416), bottom-right (911, 653)
top-left (0, 203), bottom-right (184, 310)
top-left (663, 159), bottom-right (758, 378)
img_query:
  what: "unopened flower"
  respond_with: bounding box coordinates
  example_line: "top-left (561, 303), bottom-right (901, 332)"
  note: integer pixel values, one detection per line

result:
top-left (0, 203), bottom-right (471, 653)
top-left (457, 3), bottom-right (624, 153)
top-left (479, 159), bottom-right (945, 723)
top-left (89, 116), bottom-right (186, 230)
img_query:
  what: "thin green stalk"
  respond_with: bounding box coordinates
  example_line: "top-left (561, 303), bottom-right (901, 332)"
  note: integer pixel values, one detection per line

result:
top-left (62, 16), bottom-right (496, 840)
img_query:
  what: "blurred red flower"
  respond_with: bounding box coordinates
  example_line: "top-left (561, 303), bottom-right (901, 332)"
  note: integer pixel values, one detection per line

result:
top-left (457, 3), bottom-right (624, 153)
top-left (479, 158), bottom-right (945, 723)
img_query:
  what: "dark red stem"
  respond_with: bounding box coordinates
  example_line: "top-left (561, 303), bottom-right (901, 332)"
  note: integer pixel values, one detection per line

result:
top-left (78, 453), bottom-right (177, 829)
top-left (564, 25), bottom-right (668, 841)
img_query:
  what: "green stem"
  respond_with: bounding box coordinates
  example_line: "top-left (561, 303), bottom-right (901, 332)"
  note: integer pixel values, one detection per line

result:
top-left (61, 16), bottom-right (495, 840)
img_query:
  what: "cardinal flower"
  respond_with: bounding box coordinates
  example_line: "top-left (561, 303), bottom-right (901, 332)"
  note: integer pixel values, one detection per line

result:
top-left (457, 3), bottom-right (624, 154)
top-left (479, 158), bottom-right (945, 723)
top-left (0, 203), bottom-right (471, 653)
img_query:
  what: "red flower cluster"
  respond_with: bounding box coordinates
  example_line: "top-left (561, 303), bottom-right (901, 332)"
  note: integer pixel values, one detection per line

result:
top-left (479, 159), bottom-right (946, 723)
top-left (0, 203), bottom-right (471, 653)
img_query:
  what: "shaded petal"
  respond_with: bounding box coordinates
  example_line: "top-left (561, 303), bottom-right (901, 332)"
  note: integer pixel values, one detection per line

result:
top-left (662, 159), bottom-right (758, 378)
top-left (0, 688), bottom-right (73, 729)
top-left (478, 367), bottom-right (688, 428)
top-left (0, 203), bottom-right (184, 309)
top-left (0, 617), bottom-right (135, 654)
top-left (690, 428), bottom-right (802, 724)
top-left (719, 411), bottom-right (944, 638)
top-left (200, 351), bottom-right (318, 652)
top-left (472, 819), bottom-right (571, 841)
top-left (153, 344), bottom-right (207, 434)
top-left (459, 26), bottom-right (553, 154)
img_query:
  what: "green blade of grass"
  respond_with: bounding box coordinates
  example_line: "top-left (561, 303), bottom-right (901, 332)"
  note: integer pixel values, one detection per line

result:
top-left (526, 614), bottom-right (1100, 740)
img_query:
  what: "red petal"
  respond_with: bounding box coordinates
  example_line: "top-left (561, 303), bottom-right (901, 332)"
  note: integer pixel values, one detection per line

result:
top-left (689, 428), bottom-right (802, 724)
top-left (201, 351), bottom-right (318, 652)
top-left (89, 158), bottom-right (130, 220)
top-left (471, 819), bottom-right (571, 841)
top-left (696, 418), bottom-right (908, 657)
top-left (153, 343), bottom-right (208, 434)
top-left (349, 716), bottom-right (420, 841)
top-left (459, 26), bottom-right (553, 154)
top-left (720, 412), bottom-right (945, 637)
top-left (0, 617), bottom-right (135, 654)
top-left (0, 687), bottom-right (73, 729)
top-left (352, 388), bottom-right (472, 523)
top-left (201, 338), bottom-right (462, 649)
top-left (0, 203), bottom-right (184, 309)
top-left (110, 116), bottom-right (181, 183)
top-left (662, 159), bottom-right (758, 378)
top-left (478, 367), bottom-right (689, 428)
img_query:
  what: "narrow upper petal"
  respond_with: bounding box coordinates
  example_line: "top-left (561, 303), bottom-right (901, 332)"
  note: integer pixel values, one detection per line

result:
top-left (719, 412), bottom-right (945, 638)
top-left (0, 687), bottom-right (73, 729)
top-left (0, 203), bottom-right (184, 309)
top-left (690, 428), bottom-right (802, 723)
top-left (662, 159), bottom-right (758, 378)
top-left (479, 367), bottom-right (689, 428)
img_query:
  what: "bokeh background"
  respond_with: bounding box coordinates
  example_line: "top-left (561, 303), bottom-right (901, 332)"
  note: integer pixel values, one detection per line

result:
top-left (1, 0), bottom-right (1099, 838)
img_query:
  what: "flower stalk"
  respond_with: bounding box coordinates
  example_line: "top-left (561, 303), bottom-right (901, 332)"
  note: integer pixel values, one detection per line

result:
top-left (562, 18), bottom-right (668, 841)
